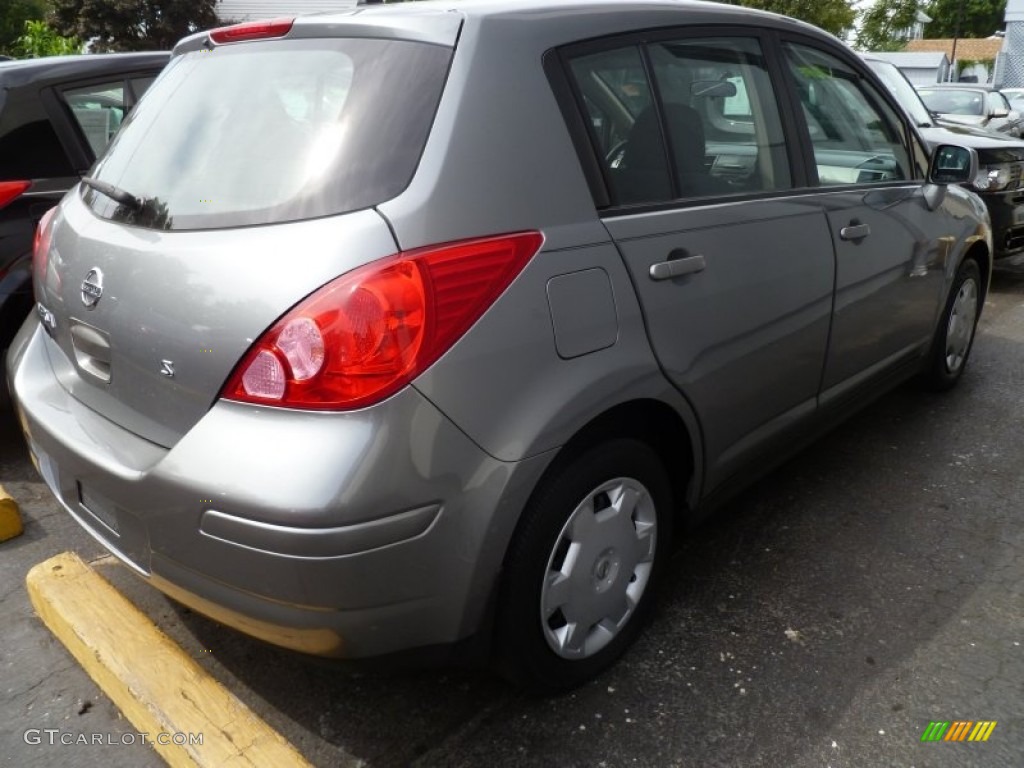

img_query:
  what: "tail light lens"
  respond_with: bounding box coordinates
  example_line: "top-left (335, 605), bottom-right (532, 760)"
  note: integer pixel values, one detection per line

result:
top-left (222, 231), bottom-right (544, 410)
top-left (0, 180), bottom-right (31, 210)
top-left (32, 206), bottom-right (58, 290)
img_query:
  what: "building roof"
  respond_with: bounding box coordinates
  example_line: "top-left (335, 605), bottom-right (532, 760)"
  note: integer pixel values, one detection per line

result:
top-left (905, 37), bottom-right (1004, 61)
top-left (869, 51), bottom-right (949, 68)
top-left (216, 0), bottom-right (358, 22)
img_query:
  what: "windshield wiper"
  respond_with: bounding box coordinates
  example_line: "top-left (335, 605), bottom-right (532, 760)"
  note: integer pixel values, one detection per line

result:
top-left (81, 177), bottom-right (143, 211)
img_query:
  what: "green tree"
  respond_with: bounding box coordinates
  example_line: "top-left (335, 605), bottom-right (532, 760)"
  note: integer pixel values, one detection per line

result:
top-left (1, 0), bottom-right (48, 55)
top-left (14, 19), bottom-right (80, 57)
top-left (857, 0), bottom-right (922, 51)
top-left (924, 0), bottom-right (1006, 38)
top-left (49, 0), bottom-right (219, 52)
top-left (735, 0), bottom-right (857, 37)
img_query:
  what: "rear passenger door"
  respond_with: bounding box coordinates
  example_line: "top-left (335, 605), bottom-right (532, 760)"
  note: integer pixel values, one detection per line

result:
top-left (562, 31), bottom-right (835, 494)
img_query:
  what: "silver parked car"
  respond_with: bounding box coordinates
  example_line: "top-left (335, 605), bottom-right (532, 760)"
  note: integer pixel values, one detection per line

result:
top-left (10, 0), bottom-right (991, 691)
top-left (917, 84), bottom-right (1024, 137)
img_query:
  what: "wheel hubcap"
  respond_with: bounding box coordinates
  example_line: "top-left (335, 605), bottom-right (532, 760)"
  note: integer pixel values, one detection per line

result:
top-left (540, 477), bottom-right (657, 660)
top-left (945, 277), bottom-right (979, 374)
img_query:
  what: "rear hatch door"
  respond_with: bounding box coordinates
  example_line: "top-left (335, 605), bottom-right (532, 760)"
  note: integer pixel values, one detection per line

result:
top-left (35, 25), bottom-right (455, 447)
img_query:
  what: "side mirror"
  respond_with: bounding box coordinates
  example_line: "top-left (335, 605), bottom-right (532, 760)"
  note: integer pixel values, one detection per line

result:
top-left (990, 107), bottom-right (1010, 118)
top-left (928, 144), bottom-right (979, 185)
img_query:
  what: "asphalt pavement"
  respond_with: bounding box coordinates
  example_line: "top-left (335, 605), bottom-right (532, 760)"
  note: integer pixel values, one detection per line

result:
top-left (2, 269), bottom-right (1023, 768)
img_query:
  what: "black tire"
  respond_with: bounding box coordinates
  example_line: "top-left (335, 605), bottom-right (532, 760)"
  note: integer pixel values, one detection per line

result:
top-left (920, 258), bottom-right (982, 391)
top-left (495, 439), bottom-right (673, 693)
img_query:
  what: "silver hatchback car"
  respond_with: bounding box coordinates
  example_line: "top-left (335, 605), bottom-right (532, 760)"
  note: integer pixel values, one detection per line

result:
top-left (10, 0), bottom-right (991, 691)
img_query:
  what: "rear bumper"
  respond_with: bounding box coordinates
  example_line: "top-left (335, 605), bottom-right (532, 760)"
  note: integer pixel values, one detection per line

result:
top-left (9, 320), bottom-right (549, 658)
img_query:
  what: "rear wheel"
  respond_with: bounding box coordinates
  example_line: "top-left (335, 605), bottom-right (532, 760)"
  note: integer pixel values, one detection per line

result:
top-left (496, 439), bottom-right (673, 692)
top-left (921, 258), bottom-right (981, 391)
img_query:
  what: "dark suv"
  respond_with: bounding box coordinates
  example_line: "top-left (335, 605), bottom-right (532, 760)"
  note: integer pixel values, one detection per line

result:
top-left (0, 53), bottom-right (168, 361)
top-left (864, 54), bottom-right (1024, 261)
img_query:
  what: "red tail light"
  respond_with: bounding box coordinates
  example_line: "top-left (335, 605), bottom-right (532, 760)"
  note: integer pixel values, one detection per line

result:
top-left (222, 231), bottom-right (544, 410)
top-left (0, 180), bottom-right (30, 210)
top-left (32, 206), bottom-right (57, 290)
top-left (209, 18), bottom-right (294, 44)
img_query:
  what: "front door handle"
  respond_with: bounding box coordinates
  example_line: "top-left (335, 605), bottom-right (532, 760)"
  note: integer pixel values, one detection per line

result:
top-left (649, 251), bottom-right (706, 281)
top-left (840, 221), bottom-right (871, 241)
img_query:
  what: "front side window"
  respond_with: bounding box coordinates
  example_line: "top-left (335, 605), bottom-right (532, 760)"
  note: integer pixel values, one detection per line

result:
top-left (988, 91), bottom-right (1011, 114)
top-left (784, 43), bottom-right (912, 186)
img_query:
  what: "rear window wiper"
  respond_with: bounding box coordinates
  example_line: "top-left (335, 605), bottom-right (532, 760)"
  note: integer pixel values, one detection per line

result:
top-left (81, 177), bottom-right (144, 211)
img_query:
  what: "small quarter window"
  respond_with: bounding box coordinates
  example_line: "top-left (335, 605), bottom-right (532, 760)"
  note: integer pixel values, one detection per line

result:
top-left (63, 81), bottom-right (127, 157)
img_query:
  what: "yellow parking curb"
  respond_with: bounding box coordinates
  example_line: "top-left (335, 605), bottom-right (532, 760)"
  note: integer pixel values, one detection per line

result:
top-left (0, 484), bottom-right (23, 542)
top-left (26, 552), bottom-right (314, 768)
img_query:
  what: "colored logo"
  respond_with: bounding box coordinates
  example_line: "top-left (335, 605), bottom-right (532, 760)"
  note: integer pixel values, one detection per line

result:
top-left (921, 721), bottom-right (997, 742)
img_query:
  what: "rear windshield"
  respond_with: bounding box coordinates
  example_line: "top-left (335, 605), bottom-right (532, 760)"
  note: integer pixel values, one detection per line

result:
top-left (83, 38), bottom-right (451, 230)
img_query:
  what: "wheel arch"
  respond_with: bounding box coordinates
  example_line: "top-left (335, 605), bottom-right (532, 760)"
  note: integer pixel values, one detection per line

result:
top-left (963, 240), bottom-right (991, 303)
top-left (537, 398), bottom-right (699, 522)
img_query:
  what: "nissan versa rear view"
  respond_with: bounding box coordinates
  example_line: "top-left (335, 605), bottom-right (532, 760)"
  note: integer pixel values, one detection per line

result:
top-left (9, 0), bottom-right (991, 691)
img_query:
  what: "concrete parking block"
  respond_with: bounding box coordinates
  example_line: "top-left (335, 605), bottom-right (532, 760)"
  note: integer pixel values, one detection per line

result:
top-left (25, 551), bottom-right (314, 768)
top-left (0, 483), bottom-right (23, 541)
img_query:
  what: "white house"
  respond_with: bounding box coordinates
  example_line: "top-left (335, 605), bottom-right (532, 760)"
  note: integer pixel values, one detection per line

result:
top-left (217, 0), bottom-right (359, 22)
top-left (867, 51), bottom-right (950, 85)
top-left (998, 0), bottom-right (1024, 86)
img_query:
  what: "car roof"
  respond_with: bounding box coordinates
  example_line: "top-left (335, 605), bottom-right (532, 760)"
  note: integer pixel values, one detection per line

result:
top-left (313, 0), bottom-right (782, 19)
top-left (918, 83), bottom-right (1000, 92)
top-left (319, 0), bottom-right (814, 30)
top-left (0, 52), bottom-right (169, 89)
top-left (179, 0), bottom-right (829, 54)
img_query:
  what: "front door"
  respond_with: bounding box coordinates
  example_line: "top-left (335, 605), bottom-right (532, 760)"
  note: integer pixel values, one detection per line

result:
top-left (780, 41), bottom-right (947, 400)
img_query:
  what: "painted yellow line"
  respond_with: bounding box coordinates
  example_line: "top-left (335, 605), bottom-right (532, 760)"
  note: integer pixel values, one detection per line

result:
top-left (0, 484), bottom-right (23, 542)
top-left (26, 552), bottom-right (314, 768)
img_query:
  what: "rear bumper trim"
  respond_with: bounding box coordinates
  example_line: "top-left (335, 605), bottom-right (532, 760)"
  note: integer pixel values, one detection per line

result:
top-left (199, 504), bottom-right (442, 559)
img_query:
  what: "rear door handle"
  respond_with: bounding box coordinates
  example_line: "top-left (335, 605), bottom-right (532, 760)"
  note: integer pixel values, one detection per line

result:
top-left (840, 222), bottom-right (871, 241)
top-left (649, 251), bottom-right (706, 281)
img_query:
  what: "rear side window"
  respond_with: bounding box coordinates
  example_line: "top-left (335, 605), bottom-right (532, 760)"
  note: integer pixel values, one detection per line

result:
top-left (0, 91), bottom-right (75, 180)
top-left (84, 38), bottom-right (452, 230)
top-left (567, 35), bottom-right (791, 207)
top-left (570, 46), bottom-right (670, 205)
